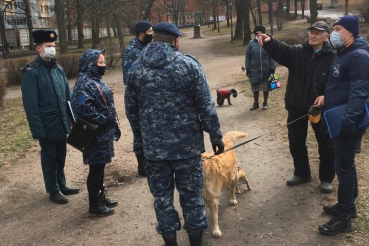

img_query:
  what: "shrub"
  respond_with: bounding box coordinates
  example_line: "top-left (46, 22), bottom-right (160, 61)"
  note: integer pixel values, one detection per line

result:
top-left (57, 54), bottom-right (81, 78)
top-left (5, 58), bottom-right (28, 86)
top-left (0, 73), bottom-right (6, 107)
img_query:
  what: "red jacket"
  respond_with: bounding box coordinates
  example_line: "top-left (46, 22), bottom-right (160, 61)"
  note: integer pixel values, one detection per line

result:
top-left (217, 89), bottom-right (231, 98)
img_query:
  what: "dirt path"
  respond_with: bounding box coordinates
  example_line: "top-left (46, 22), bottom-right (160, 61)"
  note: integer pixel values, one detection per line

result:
top-left (0, 30), bottom-right (365, 246)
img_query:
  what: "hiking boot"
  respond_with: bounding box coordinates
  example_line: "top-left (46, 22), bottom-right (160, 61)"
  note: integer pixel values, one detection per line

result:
top-left (136, 153), bottom-right (147, 177)
top-left (101, 187), bottom-right (118, 208)
top-left (162, 231), bottom-right (178, 246)
top-left (286, 175), bottom-right (312, 186)
top-left (318, 217), bottom-right (353, 236)
top-left (323, 204), bottom-right (357, 219)
top-left (250, 103), bottom-right (259, 111)
top-left (50, 191), bottom-right (68, 204)
top-left (320, 182), bottom-right (333, 193)
top-left (262, 102), bottom-right (268, 110)
top-left (89, 192), bottom-right (114, 217)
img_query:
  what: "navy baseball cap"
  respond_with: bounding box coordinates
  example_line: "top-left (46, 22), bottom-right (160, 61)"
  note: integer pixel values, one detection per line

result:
top-left (153, 23), bottom-right (182, 37)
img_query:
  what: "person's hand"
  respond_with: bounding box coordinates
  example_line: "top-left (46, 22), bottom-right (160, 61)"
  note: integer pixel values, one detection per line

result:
top-left (246, 68), bottom-right (251, 78)
top-left (314, 96), bottom-right (325, 108)
top-left (258, 34), bottom-right (271, 46)
top-left (212, 141), bottom-right (225, 155)
top-left (115, 126), bottom-right (121, 141)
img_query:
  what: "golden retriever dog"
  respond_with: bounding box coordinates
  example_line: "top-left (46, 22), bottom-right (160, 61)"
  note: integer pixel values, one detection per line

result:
top-left (201, 131), bottom-right (252, 238)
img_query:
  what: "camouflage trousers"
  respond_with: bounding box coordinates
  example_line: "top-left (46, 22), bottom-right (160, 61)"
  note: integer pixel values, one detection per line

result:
top-left (146, 155), bottom-right (208, 235)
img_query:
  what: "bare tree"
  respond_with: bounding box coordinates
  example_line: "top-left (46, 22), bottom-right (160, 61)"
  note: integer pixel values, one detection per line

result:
top-left (142, 0), bottom-right (156, 20)
top-left (151, 1), bottom-right (167, 24)
top-left (163, 0), bottom-right (188, 26)
top-left (55, 0), bottom-right (68, 53)
top-left (197, 0), bottom-right (212, 24)
top-left (257, 0), bottom-right (262, 24)
top-left (23, 0), bottom-right (34, 50)
top-left (76, 0), bottom-right (84, 48)
top-left (309, 0), bottom-right (317, 24)
top-left (345, 0), bottom-right (349, 15)
top-left (301, 0), bottom-right (305, 19)
top-left (243, 0), bottom-right (251, 45)
top-left (0, 0), bottom-right (12, 56)
top-left (294, 0), bottom-right (298, 19)
top-left (234, 0), bottom-right (243, 40)
top-left (66, 0), bottom-right (72, 41)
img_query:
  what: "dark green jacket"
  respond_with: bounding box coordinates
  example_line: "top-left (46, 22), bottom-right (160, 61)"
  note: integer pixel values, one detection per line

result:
top-left (21, 55), bottom-right (71, 141)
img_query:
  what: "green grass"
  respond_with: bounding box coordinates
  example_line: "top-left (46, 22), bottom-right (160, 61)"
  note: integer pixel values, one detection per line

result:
top-left (0, 98), bottom-right (36, 167)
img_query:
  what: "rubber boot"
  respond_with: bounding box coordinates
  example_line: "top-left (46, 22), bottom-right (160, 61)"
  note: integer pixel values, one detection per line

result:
top-left (101, 186), bottom-right (118, 208)
top-left (188, 231), bottom-right (203, 246)
top-left (162, 231), bottom-right (178, 246)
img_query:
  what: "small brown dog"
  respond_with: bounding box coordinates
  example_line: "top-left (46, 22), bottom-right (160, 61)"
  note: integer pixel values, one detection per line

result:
top-left (201, 131), bottom-right (252, 238)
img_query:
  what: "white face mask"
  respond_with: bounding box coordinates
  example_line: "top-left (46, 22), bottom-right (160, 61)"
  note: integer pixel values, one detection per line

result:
top-left (43, 47), bottom-right (56, 58)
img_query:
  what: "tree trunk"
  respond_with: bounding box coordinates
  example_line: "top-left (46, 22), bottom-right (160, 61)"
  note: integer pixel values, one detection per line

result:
top-left (301, 0), bottom-right (305, 19)
top-left (66, 0), bottom-right (72, 41)
top-left (269, 2), bottom-right (274, 35)
top-left (309, 0), bottom-right (317, 24)
top-left (234, 0), bottom-right (243, 40)
top-left (113, 13), bottom-right (125, 54)
top-left (23, 0), bottom-right (34, 50)
top-left (243, 0), bottom-right (251, 45)
top-left (112, 21), bottom-right (118, 37)
top-left (250, 5), bottom-right (257, 28)
top-left (54, 0), bottom-right (68, 54)
top-left (257, 0), bottom-right (262, 24)
top-left (213, 2), bottom-right (217, 30)
top-left (0, 11), bottom-right (10, 56)
top-left (96, 18), bottom-right (100, 45)
top-left (226, 4), bottom-right (230, 27)
top-left (294, 0), bottom-right (298, 19)
top-left (217, 5), bottom-right (220, 33)
top-left (76, 0), bottom-right (84, 48)
top-left (345, 0), bottom-right (349, 15)
top-left (142, 0), bottom-right (156, 20)
top-left (91, 15), bottom-right (98, 49)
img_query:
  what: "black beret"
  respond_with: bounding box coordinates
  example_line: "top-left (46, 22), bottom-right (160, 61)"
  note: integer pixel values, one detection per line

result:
top-left (153, 23), bottom-right (182, 37)
top-left (134, 21), bottom-right (152, 33)
top-left (32, 30), bottom-right (57, 44)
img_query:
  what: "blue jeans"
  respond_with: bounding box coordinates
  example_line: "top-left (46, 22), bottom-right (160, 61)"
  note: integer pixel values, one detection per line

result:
top-left (332, 131), bottom-right (363, 218)
top-left (146, 155), bottom-right (208, 235)
top-left (39, 139), bottom-right (67, 194)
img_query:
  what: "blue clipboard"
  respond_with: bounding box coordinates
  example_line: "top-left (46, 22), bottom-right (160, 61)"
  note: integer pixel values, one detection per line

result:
top-left (324, 103), bottom-right (369, 139)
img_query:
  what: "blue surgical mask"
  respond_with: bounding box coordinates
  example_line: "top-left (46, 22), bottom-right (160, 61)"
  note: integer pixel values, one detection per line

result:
top-left (330, 31), bottom-right (345, 48)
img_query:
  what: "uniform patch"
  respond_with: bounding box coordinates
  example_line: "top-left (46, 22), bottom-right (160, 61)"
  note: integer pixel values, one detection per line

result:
top-left (126, 62), bottom-right (133, 70)
top-left (76, 95), bottom-right (85, 104)
top-left (333, 64), bottom-right (340, 77)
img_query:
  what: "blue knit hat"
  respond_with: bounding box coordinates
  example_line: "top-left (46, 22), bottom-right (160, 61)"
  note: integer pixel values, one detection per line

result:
top-left (333, 15), bottom-right (359, 38)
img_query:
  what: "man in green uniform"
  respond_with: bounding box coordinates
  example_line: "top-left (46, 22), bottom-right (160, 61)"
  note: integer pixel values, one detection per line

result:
top-left (21, 30), bottom-right (79, 204)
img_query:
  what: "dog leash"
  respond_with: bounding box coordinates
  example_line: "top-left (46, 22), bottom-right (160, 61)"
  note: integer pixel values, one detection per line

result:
top-left (201, 114), bottom-right (309, 161)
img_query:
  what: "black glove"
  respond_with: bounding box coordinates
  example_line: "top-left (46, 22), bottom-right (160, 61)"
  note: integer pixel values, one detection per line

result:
top-left (246, 68), bottom-right (251, 78)
top-left (115, 126), bottom-right (121, 141)
top-left (105, 117), bottom-right (117, 127)
top-left (212, 141), bottom-right (225, 155)
top-left (270, 69), bottom-right (275, 74)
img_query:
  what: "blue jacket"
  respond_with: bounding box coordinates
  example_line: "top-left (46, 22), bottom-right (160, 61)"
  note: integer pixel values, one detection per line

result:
top-left (121, 37), bottom-right (146, 85)
top-left (72, 50), bottom-right (119, 165)
top-left (125, 41), bottom-right (223, 161)
top-left (245, 38), bottom-right (276, 84)
top-left (325, 37), bottom-right (369, 133)
top-left (21, 56), bottom-right (71, 141)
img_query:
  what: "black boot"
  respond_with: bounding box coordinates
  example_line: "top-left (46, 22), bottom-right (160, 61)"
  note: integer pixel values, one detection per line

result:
top-left (323, 203), bottom-right (357, 219)
top-left (188, 231), bottom-right (203, 246)
top-left (318, 217), bottom-right (353, 236)
top-left (101, 187), bottom-right (118, 208)
top-left (162, 231), bottom-right (178, 246)
top-left (136, 153), bottom-right (147, 177)
top-left (89, 191), bottom-right (115, 217)
top-left (249, 103), bottom-right (259, 111)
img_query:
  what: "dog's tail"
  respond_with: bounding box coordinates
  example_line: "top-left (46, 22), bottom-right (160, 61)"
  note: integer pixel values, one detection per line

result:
top-left (223, 131), bottom-right (248, 147)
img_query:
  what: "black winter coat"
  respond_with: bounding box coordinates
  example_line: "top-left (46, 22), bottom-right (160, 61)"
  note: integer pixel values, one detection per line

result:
top-left (262, 37), bottom-right (336, 115)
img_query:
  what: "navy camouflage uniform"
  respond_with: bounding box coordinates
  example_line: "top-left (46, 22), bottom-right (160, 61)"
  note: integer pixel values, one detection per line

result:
top-left (21, 55), bottom-right (71, 194)
top-left (71, 49), bottom-right (119, 165)
top-left (122, 37), bottom-right (145, 87)
top-left (125, 40), bottom-right (223, 235)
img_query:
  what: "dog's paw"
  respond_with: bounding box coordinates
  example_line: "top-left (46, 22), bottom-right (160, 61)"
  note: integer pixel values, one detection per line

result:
top-left (230, 199), bottom-right (238, 206)
top-left (212, 229), bottom-right (222, 238)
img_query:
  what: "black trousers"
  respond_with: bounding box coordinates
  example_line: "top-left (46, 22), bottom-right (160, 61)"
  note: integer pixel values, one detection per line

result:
top-left (87, 164), bottom-right (105, 206)
top-left (287, 113), bottom-right (335, 183)
top-left (39, 139), bottom-right (67, 194)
